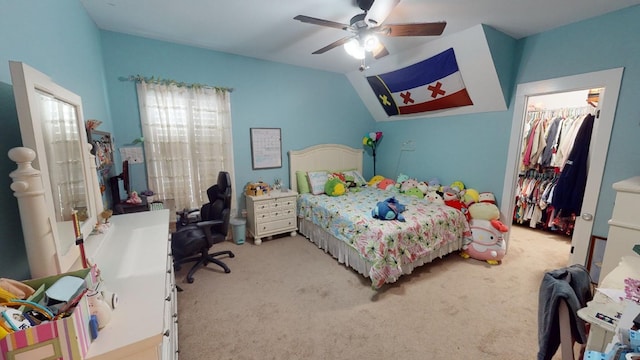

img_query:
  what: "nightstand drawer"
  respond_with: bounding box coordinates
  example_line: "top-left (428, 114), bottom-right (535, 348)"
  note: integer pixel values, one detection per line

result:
top-left (255, 208), bottom-right (296, 224)
top-left (255, 218), bottom-right (297, 236)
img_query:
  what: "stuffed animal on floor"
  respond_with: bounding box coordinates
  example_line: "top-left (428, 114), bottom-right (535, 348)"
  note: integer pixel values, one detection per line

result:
top-left (461, 219), bottom-right (508, 265)
top-left (372, 197), bottom-right (406, 222)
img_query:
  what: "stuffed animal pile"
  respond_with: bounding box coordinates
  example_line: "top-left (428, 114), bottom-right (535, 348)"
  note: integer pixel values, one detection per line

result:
top-left (366, 173), bottom-right (509, 264)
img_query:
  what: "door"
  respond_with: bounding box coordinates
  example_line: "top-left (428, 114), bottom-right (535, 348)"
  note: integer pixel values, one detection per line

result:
top-left (500, 68), bottom-right (623, 266)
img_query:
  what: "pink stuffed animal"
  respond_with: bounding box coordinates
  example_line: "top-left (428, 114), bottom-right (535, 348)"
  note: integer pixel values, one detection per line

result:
top-left (377, 178), bottom-right (396, 191)
top-left (461, 219), bottom-right (508, 265)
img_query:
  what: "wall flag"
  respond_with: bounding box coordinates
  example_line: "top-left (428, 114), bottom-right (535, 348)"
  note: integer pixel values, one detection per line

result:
top-left (366, 48), bottom-right (473, 116)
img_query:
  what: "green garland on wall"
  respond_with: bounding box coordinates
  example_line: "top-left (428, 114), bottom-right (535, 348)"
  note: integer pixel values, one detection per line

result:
top-left (124, 75), bottom-right (233, 93)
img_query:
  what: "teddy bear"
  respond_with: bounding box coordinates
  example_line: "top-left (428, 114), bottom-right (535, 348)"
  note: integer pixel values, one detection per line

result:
top-left (371, 197), bottom-right (406, 222)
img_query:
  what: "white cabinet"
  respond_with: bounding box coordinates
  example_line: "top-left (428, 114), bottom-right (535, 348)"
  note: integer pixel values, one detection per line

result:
top-left (84, 210), bottom-right (178, 360)
top-left (599, 176), bottom-right (640, 280)
top-left (246, 190), bottom-right (298, 245)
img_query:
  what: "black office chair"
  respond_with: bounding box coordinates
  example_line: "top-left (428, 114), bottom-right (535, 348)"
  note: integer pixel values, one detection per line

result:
top-left (171, 171), bottom-right (235, 283)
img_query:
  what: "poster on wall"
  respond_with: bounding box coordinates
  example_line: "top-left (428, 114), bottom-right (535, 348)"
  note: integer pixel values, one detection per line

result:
top-left (250, 128), bottom-right (282, 169)
top-left (366, 47), bottom-right (473, 116)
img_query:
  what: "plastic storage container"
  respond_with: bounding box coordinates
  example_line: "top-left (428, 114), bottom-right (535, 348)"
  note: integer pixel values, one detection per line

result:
top-left (230, 217), bottom-right (246, 245)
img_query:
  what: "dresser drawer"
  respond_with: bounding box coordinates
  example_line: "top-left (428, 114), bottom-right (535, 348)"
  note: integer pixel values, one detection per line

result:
top-left (255, 218), bottom-right (297, 236)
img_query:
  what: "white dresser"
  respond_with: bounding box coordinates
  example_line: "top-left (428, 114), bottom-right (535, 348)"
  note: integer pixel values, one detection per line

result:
top-left (599, 176), bottom-right (640, 280)
top-left (246, 190), bottom-right (298, 245)
top-left (84, 210), bottom-right (178, 360)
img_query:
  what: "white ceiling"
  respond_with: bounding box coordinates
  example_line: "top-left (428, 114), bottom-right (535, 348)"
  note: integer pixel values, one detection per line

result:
top-left (80, 0), bottom-right (640, 74)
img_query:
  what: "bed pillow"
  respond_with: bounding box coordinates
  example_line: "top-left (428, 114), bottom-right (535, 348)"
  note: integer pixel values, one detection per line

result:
top-left (296, 171), bottom-right (311, 194)
top-left (307, 171), bottom-right (329, 195)
top-left (342, 169), bottom-right (367, 187)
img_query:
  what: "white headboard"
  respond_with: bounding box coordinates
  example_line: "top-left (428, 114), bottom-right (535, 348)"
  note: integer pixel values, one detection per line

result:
top-left (288, 144), bottom-right (364, 193)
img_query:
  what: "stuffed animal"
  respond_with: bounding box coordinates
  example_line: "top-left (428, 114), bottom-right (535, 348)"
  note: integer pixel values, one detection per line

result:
top-left (400, 178), bottom-right (419, 193)
top-left (377, 178), bottom-right (396, 191)
top-left (445, 198), bottom-right (470, 221)
top-left (325, 177), bottom-right (347, 196)
top-left (424, 190), bottom-right (445, 205)
top-left (368, 175), bottom-right (384, 187)
top-left (427, 178), bottom-right (441, 192)
top-left (468, 202), bottom-right (500, 221)
top-left (372, 197), bottom-right (406, 222)
top-left (461, 219), bottom-right (508, 265)
top-left (462, 188), bottom-right (480, 207)
top-left (417, 181), bottom-right (429, 194)
top-left (450, 180), bottom-right (465, 192)
top-left (478, 192), bottom-right (496, 204)
top-left (404, 187), bottom-right (424, 198)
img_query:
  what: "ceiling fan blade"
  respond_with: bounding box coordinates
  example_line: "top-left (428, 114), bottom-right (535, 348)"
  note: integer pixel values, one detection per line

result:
top-left (380, 22), bottom-right (446, 37)
top-left (312, 37), bottom-right (353, 54)
top-left (372, 43), bottom-right (390, 59)
top-left (294, 15), bottom-right (349, 31)
top-left (365, 0), bottom-right (401, 26)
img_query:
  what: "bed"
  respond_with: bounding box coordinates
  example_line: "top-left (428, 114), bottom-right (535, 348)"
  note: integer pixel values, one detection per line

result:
top-left (288, 144), bottom-right (472, 289)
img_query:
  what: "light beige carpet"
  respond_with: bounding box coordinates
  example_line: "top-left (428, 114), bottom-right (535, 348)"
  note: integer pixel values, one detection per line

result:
top-left (175, 225), bottom-right (574, 360)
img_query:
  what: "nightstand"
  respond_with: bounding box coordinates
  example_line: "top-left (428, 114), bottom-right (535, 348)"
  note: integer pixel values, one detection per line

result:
top-left (246, 190), bottom-right (298, 245)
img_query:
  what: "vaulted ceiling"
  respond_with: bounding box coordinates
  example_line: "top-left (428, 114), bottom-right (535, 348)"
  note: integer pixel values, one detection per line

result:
top-left (81, 0), bottom-right (640, 74)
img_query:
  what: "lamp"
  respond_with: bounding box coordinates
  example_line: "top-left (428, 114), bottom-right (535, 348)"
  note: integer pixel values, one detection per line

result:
top-left (363, 131), bottom-right (383, 175)
top-left (344, 35), bottom-right (380, 59)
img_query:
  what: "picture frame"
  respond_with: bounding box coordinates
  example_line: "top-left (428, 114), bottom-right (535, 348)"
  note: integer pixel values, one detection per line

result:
top-left (586, 235), bottom-right (607, 284)
top-left (250, 128), bottom-right (282, 169)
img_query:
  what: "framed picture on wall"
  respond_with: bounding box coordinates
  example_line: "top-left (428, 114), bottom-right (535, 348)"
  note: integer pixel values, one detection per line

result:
top-left (586, 235), bottom-right (607, 284)
top-left (250, 128), bottom-right (282, 169)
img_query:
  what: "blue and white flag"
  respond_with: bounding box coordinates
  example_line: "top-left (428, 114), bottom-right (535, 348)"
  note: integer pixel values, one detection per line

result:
top-left (367, 48), bottom-right (473, 116)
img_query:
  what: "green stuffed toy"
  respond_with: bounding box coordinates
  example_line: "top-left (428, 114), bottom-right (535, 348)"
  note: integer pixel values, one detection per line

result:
top-left (325, 177), bottom-right (347, 196)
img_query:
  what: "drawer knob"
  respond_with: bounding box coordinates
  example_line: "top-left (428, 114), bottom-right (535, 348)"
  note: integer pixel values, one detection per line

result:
top-left (164, 330), bottom-right (170, 337)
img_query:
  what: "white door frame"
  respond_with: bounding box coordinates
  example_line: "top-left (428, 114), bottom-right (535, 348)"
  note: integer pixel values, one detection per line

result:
top-left (500, 68), bottom-right (624, 266)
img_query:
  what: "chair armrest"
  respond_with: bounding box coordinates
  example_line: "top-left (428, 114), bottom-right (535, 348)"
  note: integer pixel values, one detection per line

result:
top-left (195, 220), bottom-right (223, 228)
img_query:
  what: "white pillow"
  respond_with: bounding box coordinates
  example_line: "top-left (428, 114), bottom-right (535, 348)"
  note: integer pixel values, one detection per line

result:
top-left (307, 171), bottom-right (329, 195)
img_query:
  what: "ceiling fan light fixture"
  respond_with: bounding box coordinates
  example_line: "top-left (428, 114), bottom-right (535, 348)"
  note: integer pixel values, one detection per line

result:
top-left (344, 38), bottom-right (365, 59)
top-left (362, 34), bottom-right (380, 52)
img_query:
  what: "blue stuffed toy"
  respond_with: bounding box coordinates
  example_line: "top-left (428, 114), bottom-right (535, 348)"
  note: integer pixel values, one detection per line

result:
top-left (372, 197), bottom-right (407, 222)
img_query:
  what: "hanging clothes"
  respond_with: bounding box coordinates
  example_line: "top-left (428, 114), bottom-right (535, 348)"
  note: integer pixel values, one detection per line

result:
top-left (515, 106), bottom-right (593, 236)
top-left (551, 113), bottom-right (595, 215)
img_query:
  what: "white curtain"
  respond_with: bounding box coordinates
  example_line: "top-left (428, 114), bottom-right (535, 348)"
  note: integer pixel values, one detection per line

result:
top-left (136, 81), bottom-right (236, 215)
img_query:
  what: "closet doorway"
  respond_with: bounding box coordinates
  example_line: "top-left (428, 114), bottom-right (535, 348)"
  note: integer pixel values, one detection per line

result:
top-left (500, 68), bottom-right (624, 267)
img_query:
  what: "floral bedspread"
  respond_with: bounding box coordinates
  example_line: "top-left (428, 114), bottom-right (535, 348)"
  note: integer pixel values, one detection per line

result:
top-left (297, 187), bottom-right (472, 289)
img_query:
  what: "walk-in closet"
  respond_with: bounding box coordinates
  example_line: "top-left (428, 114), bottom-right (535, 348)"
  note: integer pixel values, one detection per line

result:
top-left (513, 88), bottom-right (601, 237)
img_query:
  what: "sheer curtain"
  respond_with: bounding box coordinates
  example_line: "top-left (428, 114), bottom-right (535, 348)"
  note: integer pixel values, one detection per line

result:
top-left (136, 81), bottom-right (236, 215)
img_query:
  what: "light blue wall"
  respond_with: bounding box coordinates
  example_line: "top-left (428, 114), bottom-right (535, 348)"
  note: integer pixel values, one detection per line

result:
top-left (375, 5), bottom-right (640, 238)
top-left (2, 1), bottom-right (639, 279)
top-left (99, 31), bottom-right (375, 212)
top-left (0, 0), bottom-right (111, 279)
top-left (514, 6), bottom-right (640, 238)
top-left (372, 25), bottom-right (519, 202)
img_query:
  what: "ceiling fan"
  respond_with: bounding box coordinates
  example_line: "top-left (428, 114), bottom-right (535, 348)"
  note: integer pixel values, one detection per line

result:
top-left (294, 0), bottom-right (446, 61)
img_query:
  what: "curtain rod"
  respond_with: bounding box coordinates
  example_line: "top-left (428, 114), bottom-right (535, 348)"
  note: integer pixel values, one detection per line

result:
top-left (122, 75), bottom-right (233, 93)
